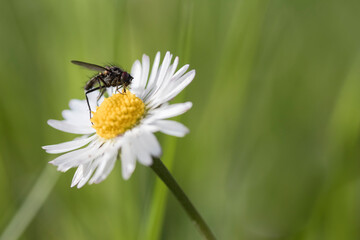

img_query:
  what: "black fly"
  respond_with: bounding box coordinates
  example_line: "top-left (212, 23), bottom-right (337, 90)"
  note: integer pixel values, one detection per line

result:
top-left (71, 60), bottom-right (133, 119)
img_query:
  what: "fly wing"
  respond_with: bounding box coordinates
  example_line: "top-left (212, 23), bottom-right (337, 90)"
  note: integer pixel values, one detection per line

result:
top-left (71, 60), bottom-right (107, 72)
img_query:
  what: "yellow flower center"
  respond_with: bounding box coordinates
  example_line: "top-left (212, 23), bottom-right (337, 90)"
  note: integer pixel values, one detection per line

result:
top-left (91, 92), bottom-right (145, 139)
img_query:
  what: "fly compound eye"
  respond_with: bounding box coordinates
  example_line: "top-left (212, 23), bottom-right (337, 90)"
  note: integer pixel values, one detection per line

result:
top-left (121, 72), bottom-right (128, 79)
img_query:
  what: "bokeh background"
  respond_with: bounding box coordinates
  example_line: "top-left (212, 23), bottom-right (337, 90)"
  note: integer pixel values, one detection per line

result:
top-left (1, 0), bottom-right (360, 239)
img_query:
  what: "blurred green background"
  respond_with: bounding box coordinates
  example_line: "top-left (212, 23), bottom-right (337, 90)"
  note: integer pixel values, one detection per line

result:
top-left (1, 0), bottom-right (360, 239)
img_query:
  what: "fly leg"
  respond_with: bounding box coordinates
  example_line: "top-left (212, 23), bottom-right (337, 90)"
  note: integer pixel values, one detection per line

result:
top-left (115, 85), bottom-right (121, 94)
top-left (96, 76), bottom-right (107, 105)
top-left (85, 86), bottom-right (101, 121)
top-left (116, 85), bottom-right (126, 94)
top-left (114, 76), bottom-right (126, 94)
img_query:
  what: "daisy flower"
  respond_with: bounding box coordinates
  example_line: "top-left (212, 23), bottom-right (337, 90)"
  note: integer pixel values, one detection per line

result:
top-left (43, 51), bottom-right (194, 188)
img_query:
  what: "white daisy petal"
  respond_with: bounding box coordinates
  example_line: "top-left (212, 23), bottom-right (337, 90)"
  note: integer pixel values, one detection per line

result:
top-left (121, 142), bottom-right (136, 180)
top-left (89, 140), bottom-right (123, 184)
top-left (69, 99), bottom-right (88, 112)
top-left (50, 140), bottom-right (104, 172)
top-left (152, 57), bottom-right (179, 99)
top-left (146, 52), bottom-right (172, 101)
top-left (42, 135), bottom-right (96, 154)
top-left (62, 109), bottom-right (89, 125)
top-left (49, 146), bottom-right (91, 170)
top-left (88, 159), bottom-right (108, 184)
top-left (133, 142), bottom-right (153, 166)
top-left (146, 102), bottom-right (193, 122)
top-left (167, 56), bottom-right (179, 81)
top-left (76, 162), bottom-right (96, 188)
top-left (172, 64), bottom-right (189, 81)
top-left (146, 52), bottom-right (161, 90)
top-left (152, 120), bottom-right (189, 137)
top-left (155, 52), bottom-right (172, 89)
top-left (137, 152), bottom-right (153, 166)
top-left (71, 165), bottom-right (84, 187)
top-left (131, 60), bottom-right (142, 89)
top-left (47, 119), bottom-right (95, 134)
top-left (139, 54), bottom-right (150, 90)
top-left (95, 153), bottom-right (117, 184)
top-left (89, 149), bottom-right (117, 184)
top-left (130, 132), bottom-right (153, 166)
top-left (141, 124), bottom-right (160, 133)
top-left (87, 91), bottom-right (104, 110)
top-left (151, 70), bottom-right (195, 107)
top-left (138, 131), bottom-right (162, 157)
top-left (156, 64), bottom-right (190, 99)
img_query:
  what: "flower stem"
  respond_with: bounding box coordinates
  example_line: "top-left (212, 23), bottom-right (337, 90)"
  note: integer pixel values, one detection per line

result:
top-left (150, 158), bottom-right (216, 240)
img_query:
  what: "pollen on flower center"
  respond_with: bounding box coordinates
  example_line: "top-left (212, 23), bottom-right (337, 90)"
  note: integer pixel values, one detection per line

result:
top-left (91, 92), bottom-right (145, 139)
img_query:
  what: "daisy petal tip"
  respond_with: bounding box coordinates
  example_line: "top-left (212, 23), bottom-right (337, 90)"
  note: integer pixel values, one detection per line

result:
top-left (148, 158), bottom-right (154, 166)
top-left (71, 175), bottom-right (82, 188)
top-left (122, 166), bottom-right (135, 180)
top-left (47, 119), bottom-right (56, 127)
top-left (185, 101), bottom-right (193, 110)
top-left (54, 163), bottom-right (71, 172)
top-left (131, 60), bottom-right (142, 73)
top-left (42, 147), bottom-right (56, 154)
top-left (48, 160), bottom-right (56, 165)
top-left (70, 181), bottom-right (84, 189)
top-left (57, 167), bottom-right (68, 173)
top-left (181, 128), bottom-right (190, 137)
top-left (122, 173), bottom-right (131, 181)
top-left (77, 183), bottom-right (86, 189)
top-left (139, 155), bottom-right (153, 166)
top-left (189, 70), bottom-right (196, 79)
top-left (94, 178), bottom-right (105, 184)
top-left (153, 149), bottom-right (163, 159)
top-left (142, 54), bottom-right (149, 61)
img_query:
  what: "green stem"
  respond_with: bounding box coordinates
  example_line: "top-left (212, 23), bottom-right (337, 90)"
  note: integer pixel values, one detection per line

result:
top-left (150, 158), bottom-right (216, 240)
